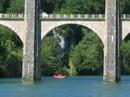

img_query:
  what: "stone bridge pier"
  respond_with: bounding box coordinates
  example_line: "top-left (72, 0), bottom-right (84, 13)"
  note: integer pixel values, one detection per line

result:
top-left (22, 0), bottom-right (41, 81)
top-left (103, 0), bottom-right (121, 81)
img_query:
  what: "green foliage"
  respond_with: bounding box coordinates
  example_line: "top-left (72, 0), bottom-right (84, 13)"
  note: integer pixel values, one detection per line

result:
top-left (41, 35), bottom-right (66, 76)
top-left (41, 0), bottom-right (65, 13)
top-left (120, 0), bottom-right (130, 14)
top-left (69, 31), bottom-right (103, 75)
top-left (0, 0), bottom-right (10, 13)
top-left (120, 41), bottom-right (130, 74)
top-left (0, 0), bottom-right (130, 14)
top-left (0, 25), bottom-right (23, 77)
top-left (7, 0), bottom-right (24, 13)
top-left (68, 61), bottom-right (77, 76)
top-left (59, 0), bottom-right (105, 14)
top-left (41, 0), bottom-right (105, 14)
top-left (0, 2), bottom-right (4, 12)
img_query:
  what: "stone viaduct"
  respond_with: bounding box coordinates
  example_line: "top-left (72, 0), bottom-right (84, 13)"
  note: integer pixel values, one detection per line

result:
top-left (0, 0), bottom-right (130, 82)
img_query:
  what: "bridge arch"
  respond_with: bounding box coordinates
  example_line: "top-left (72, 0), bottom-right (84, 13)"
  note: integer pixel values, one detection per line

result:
top-left (41, 21), bottom-right (105, 45)
top-left (41, 23), bottom-right (104, 76)
top-left (120, 32), bottom-right (130, 75)
top-left (123, 32), bottom-right (130, 40)
top-left (0, 22), bottom-right (24, 43)
top-left (0, 24), bottom-right (23, 77)
top-left (122, 21), bottom-right (130, 40)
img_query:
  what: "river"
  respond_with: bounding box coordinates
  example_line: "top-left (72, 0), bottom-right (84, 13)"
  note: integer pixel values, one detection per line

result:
top-left (0, 76), bottom-right (130, 97)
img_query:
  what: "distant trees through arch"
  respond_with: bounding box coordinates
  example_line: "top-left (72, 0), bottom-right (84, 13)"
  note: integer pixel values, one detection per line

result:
top-left (41, 24), bottom-right (104, 76)
top-left (0, 25), bottom-right (23, 77)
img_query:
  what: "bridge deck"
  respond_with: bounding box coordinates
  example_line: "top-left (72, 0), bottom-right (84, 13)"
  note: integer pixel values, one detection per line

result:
top-left (0, 14), bottom-right (130, 20)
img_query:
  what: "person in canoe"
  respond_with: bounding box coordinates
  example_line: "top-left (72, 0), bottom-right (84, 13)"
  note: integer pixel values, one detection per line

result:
top-left (53, 74), bottom-right (65, 79)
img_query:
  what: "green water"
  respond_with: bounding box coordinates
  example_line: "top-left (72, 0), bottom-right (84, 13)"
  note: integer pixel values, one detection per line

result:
top-left (0, 76), bottom-right (130, 97)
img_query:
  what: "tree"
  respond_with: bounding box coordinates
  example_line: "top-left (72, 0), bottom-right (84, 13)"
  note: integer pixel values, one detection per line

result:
top-left (41, 0), bottom-right (65, 13)
top-left (58, 0), bottom-right (105, 14)
top-left (0, 0), bottom-right (10, 13)
top-left (120, 0), bottom-right (130, 14)
top-left (0, 0), bottom-right (130, 14)
top-left (41, 35), bottom-right (65, 76)
top-left (0, 2), bottom-right (4, 12)
top-left (0, 25), bottom-right (23, 77)
top-left (7, 0), bottom-right (24, 13)
top-left (69, 31), bottom-right (103, 75)
top-left (120, 41), bottom-right (130, 74)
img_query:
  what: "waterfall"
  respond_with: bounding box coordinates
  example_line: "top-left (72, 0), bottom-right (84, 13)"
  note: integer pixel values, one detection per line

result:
top-left (53, 29), bottom-right (65, 50)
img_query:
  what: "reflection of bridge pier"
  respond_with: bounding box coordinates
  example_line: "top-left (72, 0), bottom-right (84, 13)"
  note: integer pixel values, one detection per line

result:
top-left (0, 0), bottom-right (130, 82)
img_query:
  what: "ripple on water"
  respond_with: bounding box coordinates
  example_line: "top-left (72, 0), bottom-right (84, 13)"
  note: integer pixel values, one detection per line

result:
top-left (0, 76), bottom-right (130, 97)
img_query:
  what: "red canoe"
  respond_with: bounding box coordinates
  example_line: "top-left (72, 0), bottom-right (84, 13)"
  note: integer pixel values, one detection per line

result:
top-left (53, 75), bottom-right (65, 79)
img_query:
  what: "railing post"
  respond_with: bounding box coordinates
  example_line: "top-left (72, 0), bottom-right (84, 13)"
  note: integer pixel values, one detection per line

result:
top-left (85, 14), bottom-right (88, 18)
top-left (123, 14), bottom-right (126, 19)
top-left (99, 14), bottom-right (102, 19)
top-left (92, 14), bottom-right (95, 19)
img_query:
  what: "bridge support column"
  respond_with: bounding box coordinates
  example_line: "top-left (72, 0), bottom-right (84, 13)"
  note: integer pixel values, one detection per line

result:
top-left (22, 0), bottom-right (41, 81)
top-left (104, 0), bottom-right (121, 82)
